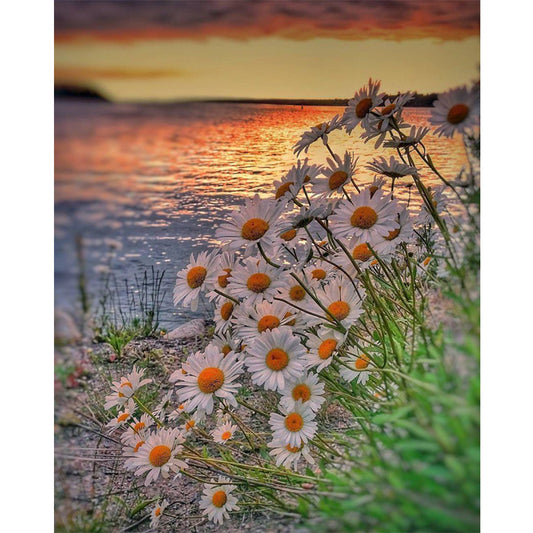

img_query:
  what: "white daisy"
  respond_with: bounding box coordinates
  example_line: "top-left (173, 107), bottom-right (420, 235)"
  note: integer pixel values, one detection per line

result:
top-left (105, 399), bottom-right (135, 433)
top-left (215, 194), bottom-right (283, 257)
top-left (104, 366), bottom-right (152, 410)
top-left (304, 275), bottom-right (365, 329)
top-left (211, 422), bottom-right (239, 444)
top-left (417, 185), bottom-right (449, 225)
top-left (173, 250), bottom-right (219, 312)
top-left (230, 256), bottom-right (289, 306)
top-left (375, 93), bottom-right (413, 128)
top-left (199, 476), bottom-right (239, 525)
top-left (361, 94), bottom-right (413, 148)
top-left (293, 115), bottom-right (343, 156)
top-left (206, 251), bottom-right (237, 302)
top-left (332, 239), bottom-right (381, 273)
top-left (339, 352), bottom-right (373, 385)
top-left (430, 85), bottom-right (479, 138)
top-left (301, 258), bottom-right (335, 287)
top-left (269, 400), bottom-right (318, 448)
top-left (376, 204), bottom-right (414, 254)
top-left (182, 411), bottom-right (205, 434)
top-left (305, 327), bottom-right (347, 371)
top-left (279, 372), bottom-right (326, 413)
top-left (368, 176), bottom-right (386, 197)
top-left (208, 332), bottom-right (240, 358)
top-left (276, 270), bottom-right (313, 303)
top-left (152, 390), bottom-right (174, 422)
top-left (245, 326), bottom-right (306, 392)
top-left (167, 400), bottom-right (189, 422)
top-left (343, 78), bottom-right (385, 133)
top-left (267, 439), bottom-right (314, 470)
top-left (312, 151), bottom-right (358, 197)
top-left (273, 159), bottom-right (322, 201)
top-left (124, 428), bottom-right (186, 486)
top-left (330, 187), bottom-right (399, 247)
top-left (121, 413), bottom-right (155, 447)
top-left (150, 499), bottom-right (169, 529)
top-left (232, 299), bottom-right (294, 344)
top-left (174, 345), bottom-right (243, 415)
top-left (366, 156), bottom-right (417, 179)
top-left (214, 298), bottom-right (237, 335)
top-left (383, 125), bottom-right (430, 149)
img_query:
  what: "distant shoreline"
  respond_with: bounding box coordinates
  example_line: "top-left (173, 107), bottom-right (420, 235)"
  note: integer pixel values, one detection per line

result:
top-left (54, 85), bottom-right (438, 107)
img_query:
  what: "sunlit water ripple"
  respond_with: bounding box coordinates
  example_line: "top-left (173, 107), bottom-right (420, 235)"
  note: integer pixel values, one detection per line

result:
top-left (55, 101), bottom-right (469, 327)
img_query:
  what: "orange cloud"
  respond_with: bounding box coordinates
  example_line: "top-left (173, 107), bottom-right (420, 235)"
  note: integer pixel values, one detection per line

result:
top-left (55, 0), bottom-right (479, 43)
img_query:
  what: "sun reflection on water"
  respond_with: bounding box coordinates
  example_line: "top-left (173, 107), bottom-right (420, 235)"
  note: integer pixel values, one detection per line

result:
top-left (55, 102), bottom-right (469, 326)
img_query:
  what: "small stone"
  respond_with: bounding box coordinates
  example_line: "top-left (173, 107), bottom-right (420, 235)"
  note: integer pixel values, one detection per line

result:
top-left (166, 319), bottom-right (206, 340)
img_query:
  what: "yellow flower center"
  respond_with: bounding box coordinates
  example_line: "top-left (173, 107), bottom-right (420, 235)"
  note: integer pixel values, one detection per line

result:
top-left (423, 256), bottom-right (432, 266)
top-left (351, 206), bottom-right (378, 229)
top-left (285, 413), bottom-right (304, 432)
top-left (134, 441), bottom-right (145, 453)
top-left (447, 103), bottom-right (470, 125)
top-left (133, 421), bottom-right (145, 432)
top-left (381, 103), bottom-right (396, 115)
top-left (187, 266), bottom-right (207, 289)
top-left (148, 445), bottom-right (171, 467)
top-left (221, 430), bottom-right (232, 440)
top-left (356, 97), bottom-right (373, 118)
top-left (286, 443), bottom-right (303, 453)
top-left (217, 268), bottom-right (232, 288)
top-left (220, 301), bottom-right (234, 321)
top-left (118, 381), bottom-right (133, 397)
top-left (292, 384), bottom-right (312, 402)
top-left (212, 490), bottom-right (227, 508)
top-left (155, 508), bottom-right (161, 517)
top-left (265, 348), bottom-right (289, 371)
top-left (257, 314), bottom-right (281, 333)
top-left (222, 344), bottom-right (231, 356)
top-left (385, 228), bottom-right (400, 241)
top-left (311, 268), bottom-right (326, 280)
top-left (327, 300), bottom-right (350, 322)
top-left (197, 367), bottom-right (225, 394)
top-left (241, 218), bottom-right (269, 241)
top-left (185, 419), bottom-right (195, 430)
top-left (355, 354), bottom-right (370, 370)
top-left (289, 285), bottom-right (306, 301)
top-left (352, 243), bottom-right (372, 262)
top-left (117, 413), bottom-right (129, 423)
top-left (275, 181), bottom-right (294, 199)
top-left (246, 273), bottom-right (271, 293)
top-left (369, 185), bottom-right (379, 198)
top-left (283, 311), bottom-right (296, 326)
top-left (318, 339), bottom-right (337, 359)
top-left (328, 170), bottom-right (348, 190)
top-left (280, 228), bottom-right (297, 241)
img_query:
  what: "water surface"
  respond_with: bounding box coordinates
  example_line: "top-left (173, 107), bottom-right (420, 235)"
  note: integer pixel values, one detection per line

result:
top-left (55, 102), bottom-right (469, 327)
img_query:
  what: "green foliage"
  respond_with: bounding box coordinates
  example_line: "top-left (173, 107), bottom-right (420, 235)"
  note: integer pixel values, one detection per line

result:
top-left (55, 510), bottom-right (109, 533)
top-left (305, 135), bottom-right (480, 532)
top-left (313, 335), bottom-right (479, 531)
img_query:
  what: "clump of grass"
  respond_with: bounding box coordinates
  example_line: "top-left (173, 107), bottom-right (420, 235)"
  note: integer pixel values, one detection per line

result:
top-left (93, 266), bottom-right (166, 357)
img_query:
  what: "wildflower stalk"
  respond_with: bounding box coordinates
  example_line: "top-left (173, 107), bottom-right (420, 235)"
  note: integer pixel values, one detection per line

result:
top-left (132, 395), bottom-right (164, 427)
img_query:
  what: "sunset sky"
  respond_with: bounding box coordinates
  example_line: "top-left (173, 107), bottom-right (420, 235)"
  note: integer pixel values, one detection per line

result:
top-left (54, 0), bottom-right (480, 102)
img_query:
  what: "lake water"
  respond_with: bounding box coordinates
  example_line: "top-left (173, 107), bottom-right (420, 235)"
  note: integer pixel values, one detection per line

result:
top-left (55, 101), bottom-right (469, 328)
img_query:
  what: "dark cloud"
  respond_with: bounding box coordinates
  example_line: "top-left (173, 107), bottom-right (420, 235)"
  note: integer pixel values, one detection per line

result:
top-left (55, 0), bottom-right (479, 42)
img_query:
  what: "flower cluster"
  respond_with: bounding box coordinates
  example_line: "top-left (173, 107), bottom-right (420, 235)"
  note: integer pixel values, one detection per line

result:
top-left (102, 79), bottom-right (479, 528)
